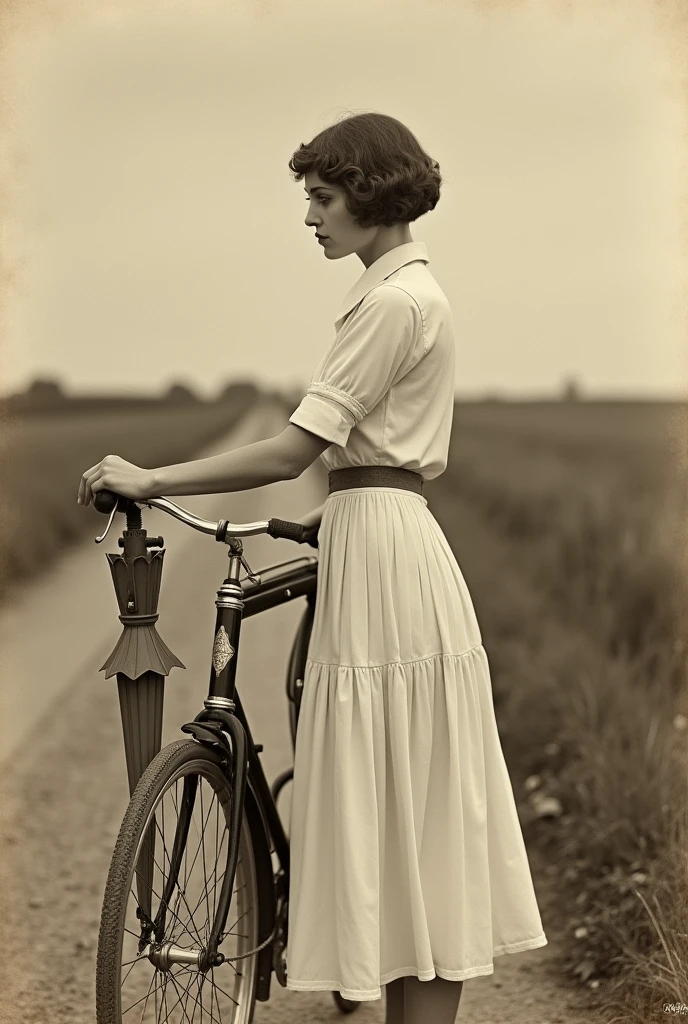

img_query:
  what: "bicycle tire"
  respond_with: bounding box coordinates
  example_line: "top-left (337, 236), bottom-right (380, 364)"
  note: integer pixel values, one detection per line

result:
top-left (96, 738), bottom-right (260, 1023)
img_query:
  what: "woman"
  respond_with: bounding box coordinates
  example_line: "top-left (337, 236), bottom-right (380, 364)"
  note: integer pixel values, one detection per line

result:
top-left (77, 111), bottom-right (547, 1024)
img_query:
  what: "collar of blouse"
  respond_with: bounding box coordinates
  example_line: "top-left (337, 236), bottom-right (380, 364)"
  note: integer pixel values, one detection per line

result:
top-left (333, 241), bottom-right (430, 328)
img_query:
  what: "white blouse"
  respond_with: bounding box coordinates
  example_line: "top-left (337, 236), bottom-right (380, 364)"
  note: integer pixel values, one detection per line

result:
top-left (289, 241), bottom-right (456, 481)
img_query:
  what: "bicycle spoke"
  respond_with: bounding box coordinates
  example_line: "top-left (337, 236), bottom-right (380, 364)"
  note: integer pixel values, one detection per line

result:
top-left (207, 976), bottom-right (222, 1024)
top-left (176, 781), bottom-right (218, 903)
top-left (188, 973), bottom-right (203, 1022)
top-left (120, 971), bottom-right (162, 1017)
top-left (143, 790), bottom-right (202, 942)
top-left (128, 790), bottom-right (221, 954)
top-left (209, 974), bottom-right (240, 1009)
top-left (213, 799), bottom-right (220, 930)
top-left (170, 805), bottom-right (250, 953)
top-left (147, 816), bottom-right (206, 948)
top-left (181, 831), bottom-right (231, 925)
top-left (196, 974), bottom-right (204, 1022)
top-left (223, 905), bottom-right (251, 939)
top-left (121, 964), bottom-right (195, 1022)
top-left (165, 970), bottom-right (195, 1024)
top-left (175, 886), bottom-right (252, 972)
top-left (146, 970), bottom-right (158, 1024)
top-left (174, 846), bottom-right (229, 941)
top-left (150, 781), bottom-right (219, 951)
top-left (179, 856), bottom-right (226, 934)
top-left (199, 784), bottom-right (210, 942)
top-left (151, 816), bottom-right (207, 948)
top-left (175, 782), bottom-right (225, 953)
top-left (212, 977), bottom-right (223, 1024)
top-left (194, 975), bottom-right (220, 1024)
top-left (129, 867), bottom-right (198, 948)
top-left (129, 855), bottom-right (202, 949)
top-left (121, 953), bottom-right (148, 987)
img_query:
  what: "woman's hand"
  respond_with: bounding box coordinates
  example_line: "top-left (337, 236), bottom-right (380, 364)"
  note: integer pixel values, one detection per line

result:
top-left (77, 455), bottom-right (157, 508)
top-left (293, 501), bottom-right (325, 548)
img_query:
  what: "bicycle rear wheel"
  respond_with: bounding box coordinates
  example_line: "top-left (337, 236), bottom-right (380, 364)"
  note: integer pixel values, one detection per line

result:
top-left (96, 739), bottom-right (260, 1023)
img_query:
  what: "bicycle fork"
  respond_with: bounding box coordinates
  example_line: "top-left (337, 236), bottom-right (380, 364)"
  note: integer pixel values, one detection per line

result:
top-left (140, 706), bottom-right (250, 973)
top-left (141, 539), bottom-right (257, 973)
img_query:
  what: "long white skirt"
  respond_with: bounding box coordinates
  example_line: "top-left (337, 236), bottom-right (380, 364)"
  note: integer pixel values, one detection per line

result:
top-left (285, 487), bottom-right (547, 1002)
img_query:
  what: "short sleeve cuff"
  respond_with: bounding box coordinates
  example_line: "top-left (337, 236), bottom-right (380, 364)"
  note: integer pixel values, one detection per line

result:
top-left (288, 390), bottom-right (356, 447)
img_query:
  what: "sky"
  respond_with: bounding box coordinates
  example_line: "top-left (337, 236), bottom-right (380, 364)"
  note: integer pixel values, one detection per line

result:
top-left (0, 0), bottom-right (686, 401)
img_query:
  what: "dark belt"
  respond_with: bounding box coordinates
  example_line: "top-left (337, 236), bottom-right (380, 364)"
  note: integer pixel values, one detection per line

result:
top-left (328, 466), bottom-right (424, 495)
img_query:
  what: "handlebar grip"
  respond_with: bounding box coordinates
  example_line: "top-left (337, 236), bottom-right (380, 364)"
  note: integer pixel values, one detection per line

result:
top-left (93, 489), bottom-right (120, 515)
top-left (267, 518), bottom-right (316, 546)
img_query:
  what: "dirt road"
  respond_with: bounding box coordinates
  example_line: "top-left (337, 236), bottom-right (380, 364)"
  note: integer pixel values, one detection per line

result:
top-left (0, 397), bottom-right (594, 1022)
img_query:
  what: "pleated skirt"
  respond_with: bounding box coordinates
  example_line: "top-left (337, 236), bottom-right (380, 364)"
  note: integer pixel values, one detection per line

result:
top-left (285, 486), bottom-right (547, 1002)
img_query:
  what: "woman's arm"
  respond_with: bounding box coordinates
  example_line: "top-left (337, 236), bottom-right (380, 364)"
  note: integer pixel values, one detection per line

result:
top-left (151, 424), bottom-right (331, 497)
top-left (151, 435), bottom-right (295, 496)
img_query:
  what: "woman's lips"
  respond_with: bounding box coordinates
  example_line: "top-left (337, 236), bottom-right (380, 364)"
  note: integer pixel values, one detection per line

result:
top-left (318, 236), bottom-right (329, 244)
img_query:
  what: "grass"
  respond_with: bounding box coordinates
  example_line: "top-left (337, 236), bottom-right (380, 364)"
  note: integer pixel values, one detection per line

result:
top-left (0, 392), bottom-right (258, 606)
top-left (426, 399), bottom-right (688, 1023)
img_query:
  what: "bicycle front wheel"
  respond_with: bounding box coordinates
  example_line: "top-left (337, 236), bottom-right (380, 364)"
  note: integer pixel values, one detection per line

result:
top-left (96, 739), bottom-right (260, 1023)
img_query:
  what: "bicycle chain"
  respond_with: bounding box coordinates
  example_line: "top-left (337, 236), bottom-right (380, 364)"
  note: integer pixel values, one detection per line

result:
top-left (217, 874), bottom-right (288, 967)
top-left (218, 918), bottom-right (279, 962)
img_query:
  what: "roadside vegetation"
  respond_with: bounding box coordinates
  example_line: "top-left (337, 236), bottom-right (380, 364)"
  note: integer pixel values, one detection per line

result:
top-left (427, 399), bottom-right (688, 1024)
top-left (0, 383), bottom-right (259, 605)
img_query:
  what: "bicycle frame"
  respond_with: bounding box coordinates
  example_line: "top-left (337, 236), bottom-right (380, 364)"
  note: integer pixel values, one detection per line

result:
top-left (156, 541), bottom-right (318, 1000)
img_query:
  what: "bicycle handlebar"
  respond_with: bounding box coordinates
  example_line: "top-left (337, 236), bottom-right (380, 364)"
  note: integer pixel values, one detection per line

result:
top-left (92, 489), bottom-right (319, 548)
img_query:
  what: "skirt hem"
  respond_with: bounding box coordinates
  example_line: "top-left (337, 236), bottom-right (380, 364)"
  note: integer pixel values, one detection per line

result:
top-left (285, 933), bottom-right (548, 1002)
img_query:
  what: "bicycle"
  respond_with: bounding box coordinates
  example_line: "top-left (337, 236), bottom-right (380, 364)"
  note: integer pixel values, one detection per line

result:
top-left (90, 486), bottom-right (361, 1022)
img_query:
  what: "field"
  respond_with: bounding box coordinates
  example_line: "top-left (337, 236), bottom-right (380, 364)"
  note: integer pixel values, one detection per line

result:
top-left (1, 393), bottom-right (686, 1022)
top-left (426, 398), bottom-right (688, 1023)
top-left (0, 389), bottom-right (258, 606)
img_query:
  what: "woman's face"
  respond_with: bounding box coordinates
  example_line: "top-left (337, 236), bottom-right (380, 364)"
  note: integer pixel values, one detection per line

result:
top-left (303, 170), bottom-right (376, 261)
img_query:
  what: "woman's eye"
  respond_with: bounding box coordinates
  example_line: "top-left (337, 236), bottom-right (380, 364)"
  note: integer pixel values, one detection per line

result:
top-left (305, 196), bottom-right (329, 204)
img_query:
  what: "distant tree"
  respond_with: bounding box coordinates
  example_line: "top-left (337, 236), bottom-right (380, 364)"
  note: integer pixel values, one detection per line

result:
top-left (216, 380), bottom-right (259, 404)
top-left (277, 385), bottom-right (305, 414)
top-left (164, 381), bottom-right (200, 404)
top-left (24, 377), bottom-right (65, 404)
top-left (560, 375), bottom-right (583, 402)
top-left (280, 385), bottom-right (306, 405)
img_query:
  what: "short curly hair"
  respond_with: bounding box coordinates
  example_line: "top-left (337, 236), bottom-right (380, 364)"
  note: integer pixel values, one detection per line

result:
top-left (288, 111), bottom-right (442, 229)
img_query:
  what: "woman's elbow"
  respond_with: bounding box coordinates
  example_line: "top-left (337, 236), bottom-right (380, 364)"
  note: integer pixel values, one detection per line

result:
top-left (277, 424), bottom-right (332, 478)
